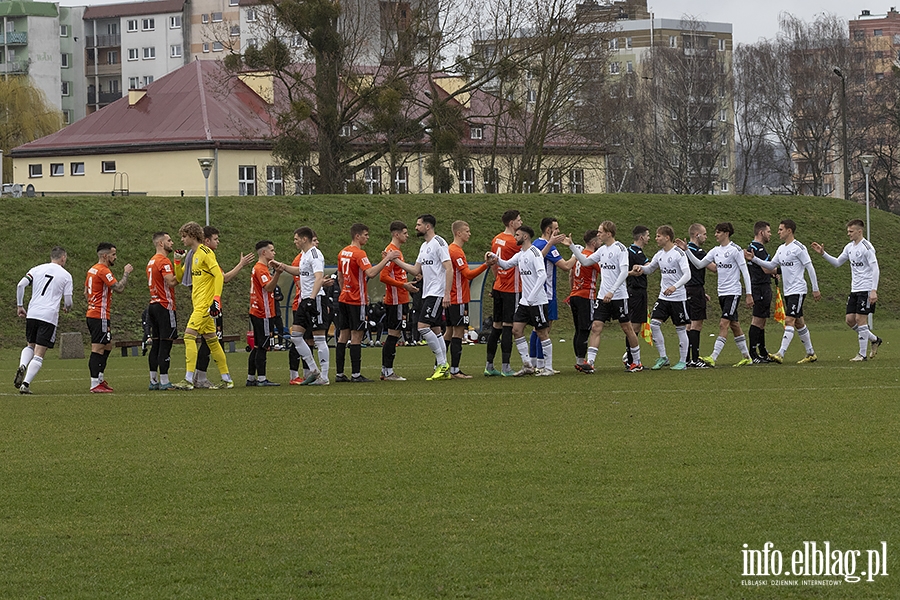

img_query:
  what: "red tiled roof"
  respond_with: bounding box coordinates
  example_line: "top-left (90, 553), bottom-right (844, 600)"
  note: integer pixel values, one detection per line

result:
top-left (13, 60), bottom-right (274, 157)
top-left (84, 0), bottom-right (186, 20)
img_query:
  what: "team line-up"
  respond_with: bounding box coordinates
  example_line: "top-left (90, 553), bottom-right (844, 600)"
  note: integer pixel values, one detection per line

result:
top-left (13, 211), bottom-right (882, 394)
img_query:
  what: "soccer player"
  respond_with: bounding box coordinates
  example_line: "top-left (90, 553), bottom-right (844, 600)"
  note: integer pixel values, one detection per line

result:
top-left (680, 222), bottom-right (754, 367)
top-left (273, 227), bottom-right (330, 385)
top-left (85, 242), bottom-right (134, 392)
top-left (14, 246), bottom-right (74, 394)
top-left (683, 224), bottom-right (710, 368)
top-left (624, 225), bottom-right (650, 366)
top-left (811, 219), bottom-right (882, 361)
top-left (484, 209), bottom-right (522, 377)
top-left (246, 240), bottom-right (280, 386)
top-left (146, 232), bottom-right (178, 391)
top-left (487, 225), bottom-right (554, 376)
top-left (391, 214), bottom-right (453, 381)
top-left (445, 220), bottom-right (491, 378)
top-left (379, 221), bottom-right (418, 381)
top-left (172, 221), bottom-right (234, 390)
top-left (565, 221), bottom-right (643, 373)
top-left (746, 221), bottom-right (778, 363)
top-left (529, 217), bottom-right (574, 372)
top-left (183, 227), bottom-right (253, 388)
top-left (632, 226), bottom-right (691, 371)
top-left (567, 230), bottom-right (601, 369)
top-left (335, 223), bottom-right (400, 382)
top-left (744, 219), bottom-right (821, 364)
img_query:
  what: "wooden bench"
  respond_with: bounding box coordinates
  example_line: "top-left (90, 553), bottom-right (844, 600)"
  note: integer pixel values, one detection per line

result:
top-left (115, 335), bottom-right (243, 357)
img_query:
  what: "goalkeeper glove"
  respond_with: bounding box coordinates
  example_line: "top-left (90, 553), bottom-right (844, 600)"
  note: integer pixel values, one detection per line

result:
top-left (173, 249), bottom-right (186, 264)
top-left (209, 296), bottom-right (222, 318)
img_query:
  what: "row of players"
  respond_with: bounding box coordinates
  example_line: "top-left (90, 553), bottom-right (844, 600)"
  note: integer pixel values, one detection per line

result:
top-left (13, 212), bottom-right (881, 393)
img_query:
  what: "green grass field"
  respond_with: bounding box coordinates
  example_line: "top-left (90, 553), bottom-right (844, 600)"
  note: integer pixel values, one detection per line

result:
top-left (2, 322), bottom-right (898, 598)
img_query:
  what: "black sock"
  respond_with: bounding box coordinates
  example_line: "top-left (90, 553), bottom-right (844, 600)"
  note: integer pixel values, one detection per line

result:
top-left (336, 342), bottom-right (347, 374)
top-left (383, 335), bottom-right (399, 369)
top-left (450, 337), bottom-right (463, 369)
top-left (501, 325), bottom-right (513, 364)
top-left (486, 326), bottom-right (501, 364)
top-left (350, 344), bottom-right (362, 375)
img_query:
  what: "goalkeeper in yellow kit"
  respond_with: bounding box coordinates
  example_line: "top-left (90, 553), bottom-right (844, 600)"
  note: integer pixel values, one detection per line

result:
top-left (172, 221), bottom-right (233, 389)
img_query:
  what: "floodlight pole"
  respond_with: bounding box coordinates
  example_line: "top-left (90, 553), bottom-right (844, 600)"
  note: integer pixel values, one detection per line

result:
top-left (833, 68), bottom-right (850, 200)
top-left (859, 154), bottom-right (875, 332)
top-left (198, 157), bottom-right (215, 226)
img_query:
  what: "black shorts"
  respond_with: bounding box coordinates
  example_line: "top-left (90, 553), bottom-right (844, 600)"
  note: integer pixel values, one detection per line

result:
top-left (846, 291), bottom-right (876, 316)
top-left (249, 315), bottom-right (277, 350)
top-left (26, 318), bottom-right (57, 348)
top-left (337, 301), bottom-right (367, 332)
top-left (718, 295), bottom-right (741, 322)
top-left (293, 297), bottom-right (328, 331)
top-left (751, 284), bottom-right (772, 319)
top-left (685, 285), bottom-right (707, 321)
top-left (592, 298), bottom-right (630, 324)
top-left (651, 299), bottom-right (690, 326)
top-left (446, 303), bottom-right (470, 327)
top-left (86, 317), bottom-right (112, 345)
top-left (628, 290), bottom-right (648, 324)
top-left (491, 289), bottom-right (519, 325)
top-left (570, 296), bottom-right (593, 331)
top-left (419, 296), bottom-right (445, 327)
top-left (148, 303), bottom-right (178, 340)
top-left (384, 303), bottom-right (409, 331)
top-left (783, 294), bottom-right (805, 318)
top-left (514, 303), bottom-right (550, 330)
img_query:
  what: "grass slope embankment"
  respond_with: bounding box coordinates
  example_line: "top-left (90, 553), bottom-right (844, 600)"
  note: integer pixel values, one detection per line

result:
top-left (3, 192), bottom-right (898, 346)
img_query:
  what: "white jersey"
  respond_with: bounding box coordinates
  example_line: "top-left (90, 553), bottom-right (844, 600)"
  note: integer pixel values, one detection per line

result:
top-left (18, 262), bottom-right (74, 326)
top-left (496, 245), bottom-right (547, 306)
top-left (689, 242), bottom-right (752, 296)
top-left (298, 247), bottom-right (325, 299)
top-left (823, 239), bottom-right (879, 292)
top-left (416, 235), bottom-right (451, 298)
top-left (576, 241), bottom-right (630, 301)
top-left (754, 240), bottom-right (819, 297)
top-left (642, 246), bottom-right (691, 302)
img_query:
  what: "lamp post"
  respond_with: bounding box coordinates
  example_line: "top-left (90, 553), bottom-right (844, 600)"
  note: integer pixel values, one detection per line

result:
top-left (198, 157), bottom-right (215, 226)
top-left (833, 68), bottom-right (850, 200)
top-left (859, 153), bottom-right (875, 331)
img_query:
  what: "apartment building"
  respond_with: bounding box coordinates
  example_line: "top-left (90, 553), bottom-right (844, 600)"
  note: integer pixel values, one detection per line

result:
top-left (1, 0), bottom-right (61, 111)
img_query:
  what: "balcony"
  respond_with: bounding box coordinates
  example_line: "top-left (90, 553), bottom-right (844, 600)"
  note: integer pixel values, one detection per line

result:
top-left (85, 34), bottom-right (121, 48)
top-left (0, 31), bottom-right (27, 45)
top-left (87, 91), bottom-right (122, 105)
top-left (0, 61), bottom-right (27, 74)
top-left (86, 62), bottom-right (121, 76)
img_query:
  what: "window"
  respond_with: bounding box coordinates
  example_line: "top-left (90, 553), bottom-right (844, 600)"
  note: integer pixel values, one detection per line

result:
top-left (526, 89), bottom-right (537, 103)
top-left (876, 72), bottom-right (885, 80)
top-left (459, 168), bottom-right (475, 193)
top-left (247, 38), bottom-right (258, 49)
top-left (60, 24), bottom-right (69, 37)
top-left (61, 53), bottom-right (70, 68)
top-left (230, 26), bottom-right (240, 37)
top-left (71, 162), bottom-right (85, 176)
top-left (669, 35), bottom-right (677, 48)
top-left (394, 167), bottom-right (408, 193)
top-left (854, 30), bottom-right (865, 41)
top-left (364, 166), bottom-right (381, 194)
top-left (874, 29), bottom-right (883, 36)
top-left (340, 124), bottom-right (352, 137)
top-left (609, 62), bottom-right (620, 75)
top-left (142, 18), bottom-right (155, 31)
top-left (110, 79), bottom-right (119, 94)
top-left (201, 14), bottom-right (209, 24)
top-left (823, 182), bottom-right (833, 195)
top-left (212, 12), bottom-right (223, 22)
top-left (102, 161), bottom-right (116, 173)
top-left (61, 81), bottom-right (71, 96)
top-left (50, 163), bottom-right (64, 176)
top-left (625, 37), bottom-right (632, 49)
top-left (143, 47), bottom-right (156, 60)
top-left (239, 166), bottom-right (257, 195)
top-left (247, 9), bottom-right (258, 21)
top-left (127, 19), bottom-right (138, 32)
top-left (721, 155), bottom-right (728, 168)
top-left (202, 43), bottom-right (210, 53)
top-left (28, 164), bottom-right (42, 178)
top-left (212, 41), bottom-right (223, 52)
top-left (170, 44), bottom-right (182, 58)
top-left (608, 37), bottom-right (619, 50)
top-left (569, 169), bottom-right (584, 193)
top-left (143, 75), bottom-right (154, 86)
top-left (718, 38), bottom-right (725, 51)
top-left (62, 110), bottom-right (72, 125)
top-left (470, 126), bottom-right (483, 140)
top-left (626, 61), bottom-right (633, 74)
top-left (670, 108), bottom-right (678, 120)
top-left (484, 168), bottom-right (499, 193)
top-left (719, 109), bottom-right (727, 122)
top-left (230, 0), bottom-right (239, 5)
top-left (170, 15), bottom-right (181, 29)
top-left (720, 180), bottom-right (729, 193)
top-left (547, 169), bottom-right (561, 193)
top-left (129, 77), bottom-right (140, 89)
top-left (128, 48), bottom-right (138, 60)
top-left (266, 166), bottom-right (283, 195)
top-left (433, 167), bottom-right (452, 193)
top-left (522, 170), bottom-right (537, 193)
top-left (875, 50), bottom-right (884, 59)
top-left (721, 132), bottom-right (728, 146)
top-left (107, 51), bottom-right (118, 65)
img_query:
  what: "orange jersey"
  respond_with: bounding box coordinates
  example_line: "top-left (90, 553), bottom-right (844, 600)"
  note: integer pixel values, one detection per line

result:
top-left (449, 243), bottom-right (489, 305)
top-left (338, 245), bottom-right (372, 305)
top-left (491, 231), bottom-right (521, 293)
top-left (85, 263), bottom-right (116, 319)
top-left (147, 253), bottom-right (176, 310)
top-left (291, 252), bottom-right (302, 311)
top-left (569, 248), bottom-right (600, 299)
top-left (249, 262), bottom-right (275, 318)
top-left (380, 242), bottom-right (409, 305)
